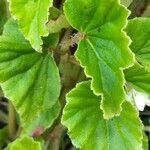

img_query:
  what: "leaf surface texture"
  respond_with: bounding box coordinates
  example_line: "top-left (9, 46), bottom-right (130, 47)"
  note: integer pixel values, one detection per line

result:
top-left (64, 0), bottom-right (134, 118)
top-left (0, 19), bottom-right (60, 130)
top-left (62, 81), bottom-right (143, 150)
top-left (9, 0), bottom-right (52, 52)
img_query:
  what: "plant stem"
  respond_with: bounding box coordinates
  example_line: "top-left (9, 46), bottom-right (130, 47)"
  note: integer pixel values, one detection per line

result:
top-left (45, 124), bottom-right (65, 150)
top-left (8, 102), bottom-right (17, 140)
top-left (5, 0), bottom-right (10, 19)
top-left (59, 32), bottom-right (85, 53)
top-left (129, 0), bottom-right (148, 18)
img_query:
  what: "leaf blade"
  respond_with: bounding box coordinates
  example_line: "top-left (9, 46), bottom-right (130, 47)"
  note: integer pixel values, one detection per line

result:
top-left (22, 101), bottom-right (60, 135)
top-left (9, 0), bottom-right (53, 52)
top-left (62, 81), bottom-right (143, 150)
top-left (126, 18), bottom-right (150, 68)
top-left (64, 0), bottom-right (134, 118)
top-left (6, 136), bottom-right (41, 150)
top-left (125, 18), bottom-right (150, 94)
top-left (125, 63), bottom-right (150, 94)
top-left (0, 19), bottom-right (60, 131)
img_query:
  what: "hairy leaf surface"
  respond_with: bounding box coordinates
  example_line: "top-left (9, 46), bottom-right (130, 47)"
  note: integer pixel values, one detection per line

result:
top-left (125, 63), bottom-right (150, 94)
top-left (62, 81), bottom-right (143, 150)
top-left (64, 0), bottom-right (134, 118)
top-left (6, 136), bottom-right (41, 150)
top-left (9, 0), bottom-right (52, 52)
top-left (0, 19), bottom-right (60, 128)
top-left (126, 18), bottom-right (150, 68)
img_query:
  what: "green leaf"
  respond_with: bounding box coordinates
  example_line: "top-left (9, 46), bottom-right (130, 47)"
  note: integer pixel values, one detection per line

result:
top-left (42, 33), bottom-right (59, 49)
top-left (22, 102), bottom-right (60, 135)
top-left (64, 0), bottom-right (134, 118)
top-left (6, 136), bottom-right (41, 150)
top-left (9, 0), bottom-right (53, 52)
top-left (125, 63), bottom-right (150, 94)
top-left (62, 81), bottom-right (143, 150)
top-left (142, 132), bottom-right (149, 150)
top-left (0, 19), bottom-right (60, 129)
top-left (126, 18), bottom-right (150, 68)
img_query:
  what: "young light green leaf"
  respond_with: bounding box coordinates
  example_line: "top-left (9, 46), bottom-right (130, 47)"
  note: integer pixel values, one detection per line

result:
top-left (47, 15), bottom-right (70, 34)
top-left (126, 18), bottom-right (150, 68)
top-left (62, 81), bottom-right (143, 150)
top-left (6, 136), bottom-right (41, 150)
top-left (0, 19), bottom-right (60, 127)
top-left (125, 63), bottom-right (150, 94)
top-left (9, 0), bottom-right (53, 52)
top-left (64, 0), bottom-right (134, 118)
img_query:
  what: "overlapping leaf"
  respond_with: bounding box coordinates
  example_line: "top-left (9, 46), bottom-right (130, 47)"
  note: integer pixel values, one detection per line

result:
top-left (62, 81), bottom-right (143, 150)
top-left (6, 136), bottom-right (41, 150)
top-left (125, 63), bottom-right (150, 94)
top-left (64, 0), bottom-right (134, 118)
top-left (125, 18), bottom-right (150, 94)
top-left (9, 0), bottom-right (53, 52)
top-left (126, 18), bottom-right (150, 68)
top-left (0, 19), bottom-right (60, 129)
